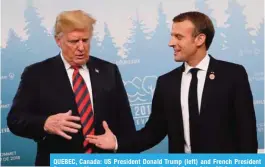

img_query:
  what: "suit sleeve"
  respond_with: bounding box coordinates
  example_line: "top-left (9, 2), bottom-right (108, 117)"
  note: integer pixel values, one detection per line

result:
top-left (7, 66), bottom-right (49, 141)
top-left (117, 76), bottom-right (167, 153)
top-left (234, 65), bottom-right (258, 153)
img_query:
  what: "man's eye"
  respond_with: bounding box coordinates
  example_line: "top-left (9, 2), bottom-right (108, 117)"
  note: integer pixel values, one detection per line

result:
top-left (69, 40), bottom-right (79, 43)
top-left (175, 35), bottom-right (182, 40)
top-left (82, 39), bottom-right (89, 43)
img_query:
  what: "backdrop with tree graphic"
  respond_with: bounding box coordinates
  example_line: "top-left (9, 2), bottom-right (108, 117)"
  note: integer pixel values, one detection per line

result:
top-left (1, 0), bottom-right (264, 165)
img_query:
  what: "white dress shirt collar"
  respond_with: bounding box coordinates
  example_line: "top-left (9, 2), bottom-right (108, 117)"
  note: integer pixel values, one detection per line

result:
top-left (60, 52), bottom-right (88, 70)
top-left (184, 53), bottom-right (210, 74)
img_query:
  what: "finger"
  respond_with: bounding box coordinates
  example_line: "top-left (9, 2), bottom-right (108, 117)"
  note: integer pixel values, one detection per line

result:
top-left (86, 138), bottom-right (98, 144)
top-left (64, 121), bottom-right (82, 129)
top-left (61, 126), bottom-right (79, 133)
top-left (65, 110), bottom-right (72, 115)
top-left (57, 130), bottom-right (72, 140)
top-left (65, 115), bottom-right (80, 121)
top-left (95, 143), bottom-right (102, 147)
top-left (86, 135), bottom-right (98, 139)
top-left (102, 121), bottom-right (110, 132)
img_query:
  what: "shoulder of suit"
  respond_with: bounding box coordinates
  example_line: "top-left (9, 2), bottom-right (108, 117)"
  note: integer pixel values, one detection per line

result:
top-left (158, 66), bottom-right (182, 79)
top-left (157, 58), bottom-right (247, 80)
top-left (23, 55), bottom-right (58, 72)
top-left (24, 55), bottom-right (117, 71)
top-left (89, 55), bottom-right (116, 67)
top-left (213, 58), bottom-right (245, 71)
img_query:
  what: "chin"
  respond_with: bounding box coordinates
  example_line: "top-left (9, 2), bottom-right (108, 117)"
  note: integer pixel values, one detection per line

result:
top-left (174, 57), bottom-right (182, 62)
top-left (74, 60), bottom-right (88, 65)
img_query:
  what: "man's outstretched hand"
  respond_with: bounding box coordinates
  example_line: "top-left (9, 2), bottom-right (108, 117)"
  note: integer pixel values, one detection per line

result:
top-left (86, 121), bottom-right (116, 150)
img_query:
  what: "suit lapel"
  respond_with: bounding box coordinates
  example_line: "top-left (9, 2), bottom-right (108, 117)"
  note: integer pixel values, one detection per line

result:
top-left (86, 57), bottom-right (102, 108)
top-left (86, 56), bottom-right (103, 127)
top-left (173, 64), bottom-right (184, 117)
top-left (200, 55), bottom-right (218, 116)
top-left (50, 55), bottom-right (78, 115)
top-left (170, 65), bottom-right (185, 138)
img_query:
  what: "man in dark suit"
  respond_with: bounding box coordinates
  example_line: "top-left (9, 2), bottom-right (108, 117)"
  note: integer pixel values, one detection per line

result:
top-left (7, 10), bottom-right (136, 166)
top-left (86, 11), bottom-right (258, 153)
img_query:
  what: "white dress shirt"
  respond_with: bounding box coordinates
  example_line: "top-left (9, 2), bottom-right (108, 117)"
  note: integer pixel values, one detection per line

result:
top-left (60, 53), bottom-right (94, 110)
top-left (181, 54), bottom-right (210, 153)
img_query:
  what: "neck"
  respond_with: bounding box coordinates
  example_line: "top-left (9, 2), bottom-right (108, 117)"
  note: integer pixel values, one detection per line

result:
top-left (187, 49), bottom-right (207, 67)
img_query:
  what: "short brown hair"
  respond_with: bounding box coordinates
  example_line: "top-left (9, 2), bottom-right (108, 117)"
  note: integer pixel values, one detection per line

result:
top-left (173, 11), bottom-right (215, 50)
top-left (54, 10), bottom-right (96, 37)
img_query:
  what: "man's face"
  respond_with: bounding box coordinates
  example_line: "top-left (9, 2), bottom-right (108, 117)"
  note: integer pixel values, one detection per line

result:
top-left (56, 29), bottom-right (91, 66)
top-left (168, 20), bottom-right (198, 62)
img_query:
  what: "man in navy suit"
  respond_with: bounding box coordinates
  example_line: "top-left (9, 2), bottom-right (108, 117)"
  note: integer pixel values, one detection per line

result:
top-left (86, 11), bottom-right (258, 153)
top-left (7, 10), bottom-right (136, 166)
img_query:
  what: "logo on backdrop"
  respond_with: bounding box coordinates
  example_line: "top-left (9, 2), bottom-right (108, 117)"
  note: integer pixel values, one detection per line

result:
top-left (0, 100), bottom-right (11, 109)
top-left (257, 123), bottom-right (264, 133)
top-left (238, 48), bottom-right (261, 57)
top-left (0, 128), bottom-right (10, 134)
top-left (249, 72), bottom-right (264, 83)
top-left (124, 76), bottom-right (157, 126)
top-left (1, 73), bottom-right (15, 80)
top-left (254, 100), bottom-right (264, 105)
top-left (116, 58), bottom-right (141, 66)
top-left (0, 151), bottom-right (20, 162)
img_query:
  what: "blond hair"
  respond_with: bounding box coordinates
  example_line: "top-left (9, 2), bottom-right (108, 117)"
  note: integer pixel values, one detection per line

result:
top-left (54, 10), bottom-right (96, 37)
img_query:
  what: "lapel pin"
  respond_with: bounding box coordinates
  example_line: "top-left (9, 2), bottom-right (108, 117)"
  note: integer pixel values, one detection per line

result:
top-left (95, 68), bottom-right (99, 73)
top-left (209, 72), bottom-right (215, 80)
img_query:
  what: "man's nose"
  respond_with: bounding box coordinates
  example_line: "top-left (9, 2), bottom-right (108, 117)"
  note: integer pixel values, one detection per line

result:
top-left (168, 37), bottom-right (175, 47)
top-left (77, 40), bottom-right (85, 50)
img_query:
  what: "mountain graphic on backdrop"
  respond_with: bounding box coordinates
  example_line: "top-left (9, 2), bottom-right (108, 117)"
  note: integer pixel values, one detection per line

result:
top-left (1, 1), bottom-right (264, 160)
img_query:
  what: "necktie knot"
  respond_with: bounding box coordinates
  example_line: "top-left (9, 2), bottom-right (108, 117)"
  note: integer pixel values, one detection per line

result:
top-left (189, 68), bottom-right (200, 76)
top-left (71, 66), bottom-right (81, 70)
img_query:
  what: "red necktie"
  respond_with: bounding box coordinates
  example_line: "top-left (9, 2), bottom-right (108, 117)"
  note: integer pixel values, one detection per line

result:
top-left (72, 66), bottom-right (94, 153)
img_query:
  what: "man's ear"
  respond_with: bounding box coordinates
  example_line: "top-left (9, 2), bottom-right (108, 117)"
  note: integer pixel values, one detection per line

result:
top-left (55, 36), bottom-right (62, 48)
top-left (195, 33), bottom-right (206, 47)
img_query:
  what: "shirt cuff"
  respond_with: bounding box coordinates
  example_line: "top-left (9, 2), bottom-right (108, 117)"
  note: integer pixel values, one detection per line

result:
top-left (114, 135), bottom-right (118, 152)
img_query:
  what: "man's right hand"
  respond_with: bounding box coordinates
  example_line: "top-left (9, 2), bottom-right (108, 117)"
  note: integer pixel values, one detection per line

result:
top-left (86, 121), bottom-right (117, 150)
top-left (44, 110), bottom-right (81, 140)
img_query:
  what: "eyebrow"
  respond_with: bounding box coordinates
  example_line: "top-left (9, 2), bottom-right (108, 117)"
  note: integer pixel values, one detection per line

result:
top-left (68, 38), bottom-right (89, 42)
top-left (171, 33), bottom-right (184, 37)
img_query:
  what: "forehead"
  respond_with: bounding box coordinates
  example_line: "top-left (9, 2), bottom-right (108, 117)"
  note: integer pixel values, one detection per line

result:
top-left (64, 29), bottom-right (91, 39)
top-left (171, 20), bottom-right (195, 35)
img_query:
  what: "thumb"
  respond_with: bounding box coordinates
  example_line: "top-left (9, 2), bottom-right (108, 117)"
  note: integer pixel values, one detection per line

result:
top-left (65, 110), bottom-right (72, 115)
top-left (102, 121), bottom-right (111, 133)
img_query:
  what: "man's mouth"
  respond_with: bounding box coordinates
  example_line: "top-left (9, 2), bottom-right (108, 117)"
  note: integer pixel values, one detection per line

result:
top-left (76, 54), bottom-right (84, 58)
top-left (174, 49), bottom-right (180, 55)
